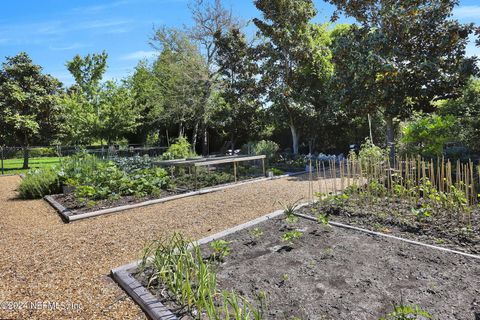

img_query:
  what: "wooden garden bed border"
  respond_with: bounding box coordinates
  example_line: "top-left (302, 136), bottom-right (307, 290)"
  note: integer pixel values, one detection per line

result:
top-left (45, 171), bottom-right (307, 223)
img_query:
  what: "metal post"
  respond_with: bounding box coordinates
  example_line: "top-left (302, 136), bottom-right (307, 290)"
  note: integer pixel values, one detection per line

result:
top-left (194, 166), bottom-right (198, 190)
top-left (262, 158), bottom-right (265, 177)
top-left (1, 146), bottom-right (4, 175)
top-left (234, 161), bottom-right (237, 182)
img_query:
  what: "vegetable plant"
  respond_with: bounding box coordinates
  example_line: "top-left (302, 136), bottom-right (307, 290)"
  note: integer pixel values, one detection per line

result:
top-left (282, 231), bottom-right (303, 243)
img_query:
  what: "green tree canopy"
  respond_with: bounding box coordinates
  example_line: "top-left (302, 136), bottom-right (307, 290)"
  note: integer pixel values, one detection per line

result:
top-left (328, 0), bottom-right (477, 161)
top-left (66, 51), bottom-right (108, 99)
top-left (0, 52), bottom-right (62, 168)
top-left (214, 27), bottom-right (264, 149)
top-left (253, 0), bottom-right (333, 154)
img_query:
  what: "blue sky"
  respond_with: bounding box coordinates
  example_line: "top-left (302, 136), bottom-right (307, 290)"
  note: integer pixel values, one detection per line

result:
top-left (1, 0), bottom-right (479, 86)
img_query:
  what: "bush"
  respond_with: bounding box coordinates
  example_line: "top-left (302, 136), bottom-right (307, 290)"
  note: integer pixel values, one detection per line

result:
top-left (270, 167), bottom-right (285, 176)
top-left (253, 140), bottom-right (279, 165)
top-left (19, 168), bottom-right (61, 199)
top-left (357, 138), bottom-right (387, 176)
top-left (400, 113), bottom-right (455, 157)
top-left (162, 137), bottom-right (197, 160)
top-left (14, 147), bottom-right (57, 159)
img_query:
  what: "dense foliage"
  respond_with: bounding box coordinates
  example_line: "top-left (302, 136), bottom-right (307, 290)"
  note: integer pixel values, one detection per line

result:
top-left (19, 168), bottom-right (62, 199)
top-left (2, 0), bottom-right (480, 163)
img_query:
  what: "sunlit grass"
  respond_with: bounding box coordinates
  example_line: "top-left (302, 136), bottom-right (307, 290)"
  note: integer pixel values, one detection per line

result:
top-left (1, 157), bottom-right (62, 174)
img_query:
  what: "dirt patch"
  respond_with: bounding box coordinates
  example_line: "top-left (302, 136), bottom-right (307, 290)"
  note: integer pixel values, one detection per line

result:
top-left (301, 197), bottom-right (480, 255)
top-left (137, 215), bottom-right (480, 319)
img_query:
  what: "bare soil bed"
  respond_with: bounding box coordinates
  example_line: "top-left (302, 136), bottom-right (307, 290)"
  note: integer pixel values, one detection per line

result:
top-left (301, 196), bottom-right (480, 255)
top-left (135, 214), bottom-right (480, 319)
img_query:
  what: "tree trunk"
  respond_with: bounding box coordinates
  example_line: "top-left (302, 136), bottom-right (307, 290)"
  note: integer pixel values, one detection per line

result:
top-left (290, 124), bottom-right (300, 155)
top-left (178, 123), bottom-right (184, 138)
top-left (202, 127), bottom-right (209, 156)
top-left (192, 121), bottom-right (199, 152)
top-left (385, 116), bottom-right (395, 167)
top-left (22, 146), bottom-right (29, 169)
top-left (230, 133), bottom-right (236, 152)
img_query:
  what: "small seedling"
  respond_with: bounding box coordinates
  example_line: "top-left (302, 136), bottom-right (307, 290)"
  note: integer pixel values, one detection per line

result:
top-left (411, 207), bottom-right (431, 221)
top-left (282, 230), bottom-right (303, 243)
top-left (210, 239), bottom-right (232, 260)
top-left (279, 198), bottom-right (302, 223)
top-left (281, 274), bottom-right (289, 281)
top-left (250, 227), bottom-right (264, 238)
top-left (316, 213), bottom-right (329, 225)
top-left (380, 303), bottom-right (432, 320)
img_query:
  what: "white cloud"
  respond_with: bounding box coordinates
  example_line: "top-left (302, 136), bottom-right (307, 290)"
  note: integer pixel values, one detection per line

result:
top-left (453, 5), bottom-right (480, 19)
top-left (72, 1), bottom-right (130, 15)
top-left (49, 43), bottom-right (89, 51)
top-left (119, 50), bottom-right (158, 61)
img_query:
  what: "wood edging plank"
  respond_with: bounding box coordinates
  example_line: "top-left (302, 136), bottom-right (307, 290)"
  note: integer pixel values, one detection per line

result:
top-left (46, 172), bottom-right (308, 223)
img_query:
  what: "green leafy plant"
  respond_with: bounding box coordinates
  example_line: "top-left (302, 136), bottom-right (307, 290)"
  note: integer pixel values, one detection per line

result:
top-left (411, 207), bottom-right (431, 221)
top-left (317, 213), bottom-right (330, 225)
top-left (162, 137), bottom-right (197, 160)
top-left (18, 168), bottom-right (61, 199)
top-left (270, 167), bottom-right (285, 176)
top-left (142, 233), bottom-right (264, 319)
top-left (280, 198), bottom-right (302, 223)
top-left (400, 113), bottom-right (455, 158)
top-left (282, 230), bottom-right (303, 243)
top-left (210, 239), bottom-right (232, 260)
top-left (380, 303), bottom-right (432, 320)
top-left (250, 228), bottom-right (264, 238)
top-left (252, 140), bottom-right (279, 166)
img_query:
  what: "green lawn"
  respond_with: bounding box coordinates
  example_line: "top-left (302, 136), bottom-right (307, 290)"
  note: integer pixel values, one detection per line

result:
top-left (1, 157), bottom-right (62, 175)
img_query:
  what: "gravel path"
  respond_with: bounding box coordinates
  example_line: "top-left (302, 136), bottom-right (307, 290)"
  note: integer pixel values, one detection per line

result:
top-left (0, 174), bottom-right (336, 319)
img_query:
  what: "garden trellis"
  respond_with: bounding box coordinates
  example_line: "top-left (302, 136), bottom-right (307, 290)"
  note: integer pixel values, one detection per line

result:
top-left (154, 155), bottom-right (267, 189)
top-left (313, 155), bottom-right (480, 226)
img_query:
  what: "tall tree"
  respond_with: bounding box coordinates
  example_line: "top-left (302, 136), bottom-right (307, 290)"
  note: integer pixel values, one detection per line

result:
top-left (97, 81), bottom-right (138, 144)
top-left (151, 27), bottom-right (210, 141)
top-left (186, 0), bottom-right (240, 154)
top-left (0, 52), bottom-right (62, 168)
top-left (57, 91), bottom-right (97, 145)
top-left (440, 78), bottom-right (480, 153)
top-left (253, 0), bottom-right (333, 154)
top-left (214, 28), bottom-right (264, 149)
top-left (66, 51), bottom-right (108, 99)
top-left (328, 0), bottom-right (477, 161)
top-left (130, 60), bottom-right (163, 144)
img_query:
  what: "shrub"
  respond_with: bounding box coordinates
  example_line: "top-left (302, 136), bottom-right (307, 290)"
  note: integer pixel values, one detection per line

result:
top-left (399, 113), bottom-right (455, 157)
top-left (270, 167), bottom-right (284, 176)
top-left (162, 137), bottom-right (197, 160)
top-left (19, 168), bottom-right (61, 199)
top-left (14, 147), bottom-right (58, 159)
top-left (58, 152), bottom-right (103, 186)
top-left (357, 138), bottom-right (387, 176)
top-left (253, 140), bottom-right (279, 165)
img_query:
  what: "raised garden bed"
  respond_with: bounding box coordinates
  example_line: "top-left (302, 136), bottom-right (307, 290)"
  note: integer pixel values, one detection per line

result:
top-left (113, 209), bottom-right (480, 320)
top-left (303, 195), bottom-right (480, 255)
top-left (46, 171), bottom-right (307, 222)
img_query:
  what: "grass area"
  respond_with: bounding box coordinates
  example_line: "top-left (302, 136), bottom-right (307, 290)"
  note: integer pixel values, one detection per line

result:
top-left (1, 157), bottom-right (62, 175)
